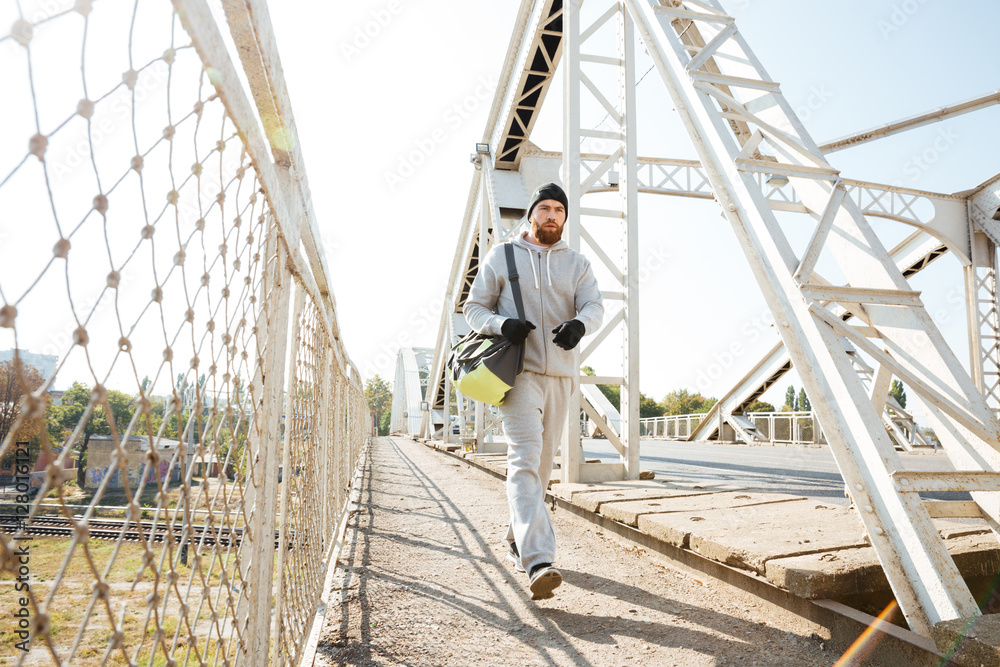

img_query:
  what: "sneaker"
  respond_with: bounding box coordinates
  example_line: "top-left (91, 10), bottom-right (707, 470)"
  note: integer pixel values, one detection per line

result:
top-left (506, 541), bottom-right (525, 573)
top-left (528, 563), bottom-right (562, 600)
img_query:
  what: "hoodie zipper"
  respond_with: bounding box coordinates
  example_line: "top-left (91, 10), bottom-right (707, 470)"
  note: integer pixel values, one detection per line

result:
top-left (525, 247), bottom-right (547, 375)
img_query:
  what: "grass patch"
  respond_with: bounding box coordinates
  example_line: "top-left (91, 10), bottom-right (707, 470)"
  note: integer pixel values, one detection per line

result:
top-left (0, 536), bottom-right (247, 662)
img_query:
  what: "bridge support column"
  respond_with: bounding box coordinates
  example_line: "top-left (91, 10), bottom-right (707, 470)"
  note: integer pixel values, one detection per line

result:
top-left (561, 0), bottom-right (641, 483)
top-left (966, 227), bottom-right (1000, 415)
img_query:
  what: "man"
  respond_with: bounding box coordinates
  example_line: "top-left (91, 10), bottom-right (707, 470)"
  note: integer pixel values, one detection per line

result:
top-left (464, 182), bottom-right (604, 599)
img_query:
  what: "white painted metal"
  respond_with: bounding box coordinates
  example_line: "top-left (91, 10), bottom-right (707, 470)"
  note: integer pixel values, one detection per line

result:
top-left (391, 347), bottom-right (433, 435)
top-left (560, 0), bottom-right (641, 483)
top-left (519, 149), bottom-right (970, 261)
top-left (965, 228), bottom-right (1000, 416)
top-left (819, 90), bottom-right (1000, 154)
top-left (424, 2), bottom-right (1000, 637)
top-left (969, 173), bottom-right (1000, 246)
top-left (561, 0), bottom-right (586, 483)
top-left (581, 383), bottom-right (623, 437)
top-left (689, 230), bottom-right (950, 444)
top-left (623, 0), bottom-right (1000, 635)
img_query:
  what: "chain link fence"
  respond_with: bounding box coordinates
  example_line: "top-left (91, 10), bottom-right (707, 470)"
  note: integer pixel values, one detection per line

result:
top-left (0, 1), bottom-right (368, 664)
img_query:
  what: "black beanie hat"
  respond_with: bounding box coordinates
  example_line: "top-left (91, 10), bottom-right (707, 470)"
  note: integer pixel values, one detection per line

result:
top-left (527, 182), bottom-right (569, 220)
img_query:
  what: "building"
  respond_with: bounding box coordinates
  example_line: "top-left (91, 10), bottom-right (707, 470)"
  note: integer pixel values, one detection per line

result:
top-left (84, 435), bottom-right (184, 489)
top-left (0, 349), bottom-right (59, 384)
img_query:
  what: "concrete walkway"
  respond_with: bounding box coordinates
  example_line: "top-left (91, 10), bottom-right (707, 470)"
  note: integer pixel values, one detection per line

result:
top-left (312, 437), bottom-right (836, 666)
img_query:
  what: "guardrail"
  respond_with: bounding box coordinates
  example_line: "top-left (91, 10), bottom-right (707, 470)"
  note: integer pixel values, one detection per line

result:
top-left (640, 411), bottom-right (825, 445)
top-left (0, 2), bottom-right (367, 665)
top-left (745, 411), bottom-right (825, 445)
top-left (639, 414), bottom-right (706, 439)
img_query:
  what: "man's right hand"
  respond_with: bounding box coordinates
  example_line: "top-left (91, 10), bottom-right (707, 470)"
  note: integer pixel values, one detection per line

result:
top-left (501, 319), bottom-right (536, 344)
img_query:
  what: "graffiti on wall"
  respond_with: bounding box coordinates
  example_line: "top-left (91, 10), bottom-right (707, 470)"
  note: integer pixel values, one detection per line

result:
top-left (85, 467), bottom-right (122, 489)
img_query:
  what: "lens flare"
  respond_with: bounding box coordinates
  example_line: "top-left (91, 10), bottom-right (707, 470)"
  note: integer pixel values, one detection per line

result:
top-left (833, 600), bottom-right (898, 666)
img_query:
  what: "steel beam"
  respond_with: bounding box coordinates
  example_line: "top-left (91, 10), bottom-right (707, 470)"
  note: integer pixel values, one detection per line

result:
top-left (519, 149), bottom-right (970, 261)
top-left (624, 0), bottom-right (1000, 635)
top-left (819, 90), bottom-right (1000, 154)
top-left (488, 0), bottom-right (566, 169)
top-left (965, 228), bottom-right (1000, 416)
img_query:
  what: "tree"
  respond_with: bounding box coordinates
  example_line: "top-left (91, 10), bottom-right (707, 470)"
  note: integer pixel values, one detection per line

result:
top-left (135, 397), bottom-right (166, 437)
top-left (639, 394), bottom-right (665, 418)
top-left (890, 379), bottom-right (906, 408)
top-left (783, 385), bottom-right (796, 412)
top-left (364, 375), bottom-right (392, 436)
top-left (797, 388), bottom-right (811, 412)
top-left (746, 400), bottom-right (775, 413)
top-left (0, 360), bottom-right (47, 467)
top-left (47, 382), bottom-right (135, 486)
top-left (661, 389), bottom-right (715, 416)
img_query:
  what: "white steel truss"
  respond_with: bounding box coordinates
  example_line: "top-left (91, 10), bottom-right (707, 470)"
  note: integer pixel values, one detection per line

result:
top-left (391, 347), bottom-right (433, 436)
top-left (425, 0), bottom-right (1000, 636)
top-left (689, 231), bottom-right (953, 444)
top-left (619, 0), bottom-right (1000, 635)
top-left (967, 174), bottom-right (1000, 415)
top-left (560, 0), bottom-right (642, 482)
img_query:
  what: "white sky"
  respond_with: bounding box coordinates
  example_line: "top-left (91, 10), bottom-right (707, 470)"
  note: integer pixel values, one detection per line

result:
top-left (4, 0), bottom-right (1000, 421)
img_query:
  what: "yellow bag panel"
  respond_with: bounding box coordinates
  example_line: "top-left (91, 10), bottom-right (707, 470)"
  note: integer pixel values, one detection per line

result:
top-left (456, 362), bottom-right (513, 407)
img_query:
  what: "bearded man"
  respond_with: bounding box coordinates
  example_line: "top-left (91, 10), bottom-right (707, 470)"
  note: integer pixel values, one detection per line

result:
top-left (463, 182), bottom-right (604, 599)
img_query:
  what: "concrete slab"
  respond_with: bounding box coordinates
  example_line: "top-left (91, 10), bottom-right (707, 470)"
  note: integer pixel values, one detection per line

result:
top-left (551, 456), bottom-right (605, 467)
top-left (765, 545), bottom-right (884, 599)
top-left (765, 532), bottom-right (1000, 599)
top-left (467, 453), bottom-right (506, 461)
top-left (635, 491), bottom-right (804, 549)
top-left (595, 484), bottom-right (748, 525)
top-left (934, 614), bottom-right (1000, 667)
top-left (549, 480), bottom-right (667, 502)
top-left (640, 500), bottom-right (867, 574)
top-left (572, 487), bottom-right (714, 514)
top-left (936, 518), bottom-right (990, 540)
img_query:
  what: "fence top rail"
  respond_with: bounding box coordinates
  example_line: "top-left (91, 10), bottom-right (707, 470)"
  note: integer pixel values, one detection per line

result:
top-left (639, 413), bottom-right (710, 422)
top-left (747, 411), bottom-right (815, 418)
top-left (639, 410), bottom-right (818, 424)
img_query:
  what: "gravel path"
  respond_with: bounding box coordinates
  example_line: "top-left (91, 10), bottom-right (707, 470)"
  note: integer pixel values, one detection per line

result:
top-left (314, 437), bottom-right (839, 666)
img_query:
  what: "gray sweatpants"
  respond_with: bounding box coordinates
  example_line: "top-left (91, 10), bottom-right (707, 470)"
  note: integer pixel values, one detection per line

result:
top-left (500, 370), bottom-right (573, 574)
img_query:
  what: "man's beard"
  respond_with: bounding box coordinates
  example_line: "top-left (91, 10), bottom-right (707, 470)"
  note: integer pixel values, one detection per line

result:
top-left (534, 222), bottom-right (563, 245)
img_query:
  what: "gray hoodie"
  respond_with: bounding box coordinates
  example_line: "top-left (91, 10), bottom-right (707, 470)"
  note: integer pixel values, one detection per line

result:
top-left (463, 233), bottom-right (604, 378)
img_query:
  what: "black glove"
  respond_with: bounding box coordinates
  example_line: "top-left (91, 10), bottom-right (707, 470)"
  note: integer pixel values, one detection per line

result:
top-left (551, 319), bottom-right (585, 350)
top-left (501, 318), bottom-right (535, 345)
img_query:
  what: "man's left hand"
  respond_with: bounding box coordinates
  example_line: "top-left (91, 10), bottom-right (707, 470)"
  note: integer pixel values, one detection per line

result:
top-left (551, 320), bottom-right (585, 350)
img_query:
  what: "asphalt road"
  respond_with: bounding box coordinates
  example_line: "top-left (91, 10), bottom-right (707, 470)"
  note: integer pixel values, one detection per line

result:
top-left (582, 438), bottom-right (963, 507)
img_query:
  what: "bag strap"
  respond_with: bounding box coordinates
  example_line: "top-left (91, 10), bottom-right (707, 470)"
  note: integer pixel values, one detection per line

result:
top-left (504, 242), bottom-right (526, 324)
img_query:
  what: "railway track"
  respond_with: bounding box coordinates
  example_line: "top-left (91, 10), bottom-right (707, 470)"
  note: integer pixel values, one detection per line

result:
top-left (0, 514), bottom-right (289, 549)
